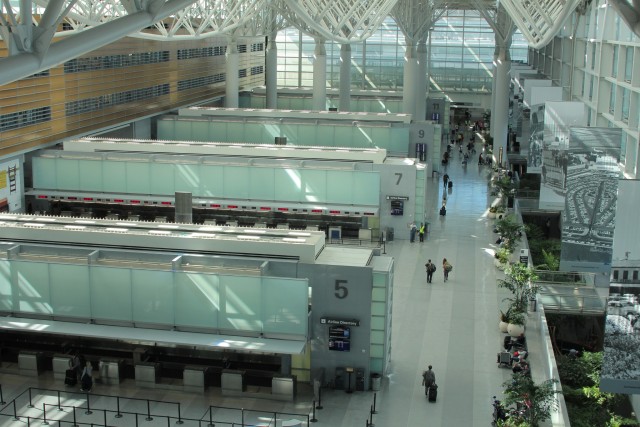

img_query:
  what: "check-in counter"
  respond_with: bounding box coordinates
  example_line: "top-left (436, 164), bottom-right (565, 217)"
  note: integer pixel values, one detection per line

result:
top-left (18, 351), bottom-right (43, 377)
top-left (221, 369), bottom-right (245, 396)
top-left (183, 365), bottom-right (208, 393)
top-left (100, 359), bottom-right (124, 385)
top-left (52, 355), bottom-right (72, 381)
top-left (272, 375), bottom-right (297, 401)
top-left (135, 362), bottom-right (160, 388)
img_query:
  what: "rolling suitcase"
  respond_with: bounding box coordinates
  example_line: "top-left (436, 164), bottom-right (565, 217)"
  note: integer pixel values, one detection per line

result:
top-left (448, 181), bottom-right (453, 189)
top-left (428, 384), bottom-right (438, 402)
top-left (64, 369), bottom-right (77, 386)
top-left (497, 351), bottom-right (512, 368)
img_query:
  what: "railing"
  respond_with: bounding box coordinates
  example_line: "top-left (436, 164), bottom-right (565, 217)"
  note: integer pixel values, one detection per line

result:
top-left (328, 237), bottom-right (380, 248)
top-left (535, 270), bottom-right (596, 286)
top-left (537, 292), bottom-right (606, 315)
top-left (0, 387), bottom-right (313, 427)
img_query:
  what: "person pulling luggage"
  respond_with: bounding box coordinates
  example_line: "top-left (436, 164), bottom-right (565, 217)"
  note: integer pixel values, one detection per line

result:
top-left (422, 365), bottom-right (437, 401)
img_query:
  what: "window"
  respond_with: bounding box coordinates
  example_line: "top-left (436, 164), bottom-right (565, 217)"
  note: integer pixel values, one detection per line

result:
top-left (613, 270), bottom-right (619, 280)
top-left (609, 87), bottom-right (616, 114)
top-left (0, 107), bottom-right (51, 132)
top-left (177, 46), bottom-right (226, 60)
top-left (250, 66), bottom-right (264, 75)
top-left (64, 51), bottom-right (169, 73)
top-left (634, 271), bottom-right (638, 281)
top-left (65, 84), bottom-right (170, 116)
top-left (591, 43), bottom-right (596, 70)
top-left (238, 69), bottom-right (247, 78)
top-left (612, 45), bottom-right (619, 78)
top-left (177, 73), bottom-right (226, 91)
top-left (621, 88), bottom-right (630, 122)
top-left (624, 47), bottom-right (634, 82)
top-left (623, 270), bottom-right (629, 280)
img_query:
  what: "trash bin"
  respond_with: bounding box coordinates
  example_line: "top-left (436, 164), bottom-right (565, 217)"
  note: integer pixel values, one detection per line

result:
top-left (371, 373), bottom-right (381, 391)
top-left (529, 297), bottom-right (537, 313)
top-left (386, 227), bottom-right (394, 242)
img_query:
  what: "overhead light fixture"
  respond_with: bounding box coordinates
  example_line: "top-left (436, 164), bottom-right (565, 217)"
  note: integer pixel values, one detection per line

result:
top-left (238, 235), bottom-right (260, 240)
top-left (149, 230), bottom-right (171, 235)
top-left (105, 228), bottom-right (128, 232)
top-left (283, 238), bottom-right (305, 243)
top-left (64, 225), bottom-right (86, 230)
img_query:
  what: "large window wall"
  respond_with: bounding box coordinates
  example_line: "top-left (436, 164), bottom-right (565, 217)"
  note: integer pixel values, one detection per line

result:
top-left (529, 0), bottom-right (640, 177)
top-left (276, 13), bottom-right (528, 93)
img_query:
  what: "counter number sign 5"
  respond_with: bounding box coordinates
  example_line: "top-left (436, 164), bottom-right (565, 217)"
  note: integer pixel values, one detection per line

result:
top-left (335, 280), bottom-right (348, 299)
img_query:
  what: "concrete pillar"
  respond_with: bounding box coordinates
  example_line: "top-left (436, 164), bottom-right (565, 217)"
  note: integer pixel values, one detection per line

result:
top-left (403, 39), bottom-right (417, 117)
top-left (415, 39), bottom-right (428, 121)
top-left (312, 38), bottom-right (327, 111)
top-left (493, 47), bottom-right (511, 168)
top-left (339, 44), bottom-right (351, 112)
top-left (490, 61), bottom-right (497, 137)
top-left (265, 34), bottom-right (278, 109)
top-left (225, 41), bottom-right (239, 108)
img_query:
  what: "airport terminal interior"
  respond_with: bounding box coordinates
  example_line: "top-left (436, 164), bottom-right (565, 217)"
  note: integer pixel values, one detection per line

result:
top-left (1, 0), bottom-right (640, 426)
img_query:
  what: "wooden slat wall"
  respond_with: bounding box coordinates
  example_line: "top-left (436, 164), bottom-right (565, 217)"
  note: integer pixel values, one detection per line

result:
top-left (0, 35), bottom-right (266, 158)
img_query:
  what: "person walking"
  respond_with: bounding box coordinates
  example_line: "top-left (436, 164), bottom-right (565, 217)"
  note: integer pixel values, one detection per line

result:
top-left (442, 258), bottom-right (452, 282)
top-left (409, 222), bottom-right (417, 242)
top-left (443, 173), bottom-right (449, 189)
top-left (80, 361), bottom-right (93, 392)
top-left (425, 259), bottom-right (436, 283)
top-left (419, 223), bottom-right (425, 242)
top-left (422, 365), bottom-right (436, 396)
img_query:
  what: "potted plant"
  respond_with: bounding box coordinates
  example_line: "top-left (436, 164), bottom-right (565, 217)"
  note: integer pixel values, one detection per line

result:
top-left (494, 214), bottom-right (524, 252)
top-left (494, 247), bottom-right (511, 270)
top-left (507, 310), bottom-right (526, 337)
top-left (489, 206), bottom-right (498, 219)
top-left (501, 374), bottom-right (560, 427)
top-left (495, 205), bottom-right (507, 220)
top-left (498, 263), bottom-right (540, 313)
top-left (499, 308), bottom-right (511, 333)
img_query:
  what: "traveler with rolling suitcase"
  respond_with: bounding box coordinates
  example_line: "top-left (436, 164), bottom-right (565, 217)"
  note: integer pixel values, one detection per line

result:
top-left (421, 365), bottom-right (436, 400)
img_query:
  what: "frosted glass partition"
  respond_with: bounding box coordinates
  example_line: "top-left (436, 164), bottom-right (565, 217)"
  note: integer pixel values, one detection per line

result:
top-left (0, 260), bottom-right (308, 337)
top-left (33, 156), bottom-right (380, 206)
top-left (157, 119), bottom-right (410, 155)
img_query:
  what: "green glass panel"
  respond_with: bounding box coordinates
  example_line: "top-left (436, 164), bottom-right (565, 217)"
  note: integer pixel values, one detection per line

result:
top-left (79, 160), bottom-right (103, 192)
top-left (175, 272), bottom-right (219, 329)
top-left (15, 261), bottom-right (51, 314)
top-left (56, 159), bottom-right (80, 190)
top-left (131, 270), bottom-right (173, 325)
top-left (369, 358), bottom-right (383, 372)
top-left (0, 260), bottom-right (12, 311)
top-left (223, 166), bottom-right (250, 199)
top-left (103, 161), bottom-right (127, 193)
top-left (249, 167), bottom-right (275, 200)
top-left (219, 275), bottom-right (262, 332)
top-left (373, 273), bottom-right (386, 287)
top-left (259, 123), bottom-right (281, 144)
top-left (91, 266), bottom-right (132, 322)
top-left (126, 162), bottom-right (150, 194)
top-left (280, 124), bottom-right (299, 144)
top-left (201, 165), bottom-right (224, 197)
top-left (372, 287), bottom-right (386, 302)
top-left (191, 121), bottom-right (210, 141)
top-left (263, 277), bottom-right (308, 335)
top-left (353, 172), bottom-right (380, 205)
top-left (326, 170), bottom-right (353, 204)
top-left (371, 330), bottom-right (385, 344)
top-left (49, 264), bottom-right (90, 318)
top-left (371, 316), bottom-right (385, 330)
top-left (33, 157), bottom-right (57, 189)
top-left (175, 163), bottom-right (200, 194)
top-left (174, 121), bottom-right (194, 140)
top-left (302, 169), bottom-right (327, 204)
top-left (370, 343), bottom-right (384, 357)
top-left (156, 120), bottom-right (175, 139)
top-left (371, 302), bottom-right (386, 315)
top-left (150, 163), bottom-right (175, 195)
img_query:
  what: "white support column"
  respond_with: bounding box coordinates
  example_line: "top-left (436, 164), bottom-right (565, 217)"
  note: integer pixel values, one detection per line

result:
top-left (225, 41), bottom-right (239, 108)
top-left (403, 39), bottom-right (417, 117)
top-left (490, 61), bottom-right (497, 137)
top-left (415, 39), bottom-right (428, 121)
top-left (312, 38), bottom-right (327, 111)
top-left (339, 44), bottom-right (351, 112)
top-left (493, 47), bottom-right (511, 168)
top-left (265, 34), bottom-right (278, 109)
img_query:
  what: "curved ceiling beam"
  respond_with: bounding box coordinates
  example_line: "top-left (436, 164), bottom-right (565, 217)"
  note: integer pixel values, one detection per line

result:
top-left (0, 0), bottom-right (198, 86)
top-left (499, 0), bottom-right (582, 49)
top-left (609, 0), bottom-right (640, 37)
top-left (282, 0), bottom-right (398, 44)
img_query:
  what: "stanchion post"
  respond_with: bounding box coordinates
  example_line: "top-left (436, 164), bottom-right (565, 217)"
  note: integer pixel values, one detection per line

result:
top-left (57, 390), bottom-right (62, 411)
top-left (207, 406), bottom-right (214, 427)
top-left (316, 388), bottom-right (323, 410)
top-left (72, 406), bottom-right (78, 427)
top-left (85, 393), bottom-right (92, 415)
top-left (146, 400), bottom-right (153, 421)
top-left (372, 392), bottom-right (378, 414)
top-left (115, 396), bottom-right (122, 418)
top-left (241, 408), bottom-right (244, 427)
top-left (0, 383), bottom-right (5, 404)
top-left (103, 408), bottom-right (107, 426)
top-left (369, 405), bottom-right (375, 427)
top-left (27, 388), bottom-right (33, 408)
top-left (310, 401), bottom-right (318, 423)
top-left (43, 403), bottom-right (49, 425)
top-left (176, 403), bottom-right (184, 425)
top-left (135, 413), bottom-right (139, 427)
top-left (12, 399), bottom-right (18, 420)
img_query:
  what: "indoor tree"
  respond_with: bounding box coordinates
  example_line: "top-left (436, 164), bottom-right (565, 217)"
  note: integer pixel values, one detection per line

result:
top-left (502, 373), bottom-right (560, 427)
top-left (495, 214), bottom-right (524, 252)
top-left (498, 263), bottom-right (539, 313)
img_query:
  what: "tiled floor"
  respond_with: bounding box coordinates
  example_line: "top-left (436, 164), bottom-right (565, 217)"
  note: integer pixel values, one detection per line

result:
top-left (0, 142), bottom-right (516, 427)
